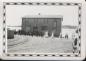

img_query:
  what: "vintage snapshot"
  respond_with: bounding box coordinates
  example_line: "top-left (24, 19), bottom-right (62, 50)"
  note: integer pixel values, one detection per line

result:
top-left (2, 2), bottom-right (83, 58)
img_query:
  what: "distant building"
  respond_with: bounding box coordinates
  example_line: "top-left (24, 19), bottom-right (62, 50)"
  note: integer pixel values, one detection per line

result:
top-left (7, 29), bottom-right (14, 39)
top-left (22, 15), bottom-right (63, 37)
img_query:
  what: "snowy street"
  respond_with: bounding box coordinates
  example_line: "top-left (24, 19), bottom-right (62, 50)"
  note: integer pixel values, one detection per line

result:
top-left (7, 35), bottom-right (74, 53)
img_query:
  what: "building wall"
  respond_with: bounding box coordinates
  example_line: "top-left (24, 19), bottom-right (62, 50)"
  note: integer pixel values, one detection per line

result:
top-left (22, 18), bottom-right (62, 37)
top-left (7, 29), bottom-right (14, 39)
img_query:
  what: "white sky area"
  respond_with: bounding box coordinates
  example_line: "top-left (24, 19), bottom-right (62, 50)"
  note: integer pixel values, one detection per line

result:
top-left (6, 5), bottom-right (78, 26)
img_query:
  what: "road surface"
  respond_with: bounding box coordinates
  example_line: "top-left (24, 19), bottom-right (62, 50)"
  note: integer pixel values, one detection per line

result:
top-left (7, 35), bottom-right (74, 53)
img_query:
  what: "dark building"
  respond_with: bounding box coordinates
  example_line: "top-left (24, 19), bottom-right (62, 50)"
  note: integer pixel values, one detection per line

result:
top-left (7, 29), bottom-right (14, 39)
top-left (22, 15), bottom-right (63, 37)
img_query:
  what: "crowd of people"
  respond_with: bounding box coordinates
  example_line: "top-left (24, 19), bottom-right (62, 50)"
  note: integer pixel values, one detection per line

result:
top-left (9, 29), bottom-right (78, 39)
top-left (14, 30), bottom-right (70, 38)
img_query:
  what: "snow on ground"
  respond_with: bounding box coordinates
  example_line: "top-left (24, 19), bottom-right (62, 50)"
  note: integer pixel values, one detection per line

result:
top-left (7, 35), bottom-right (74, 53)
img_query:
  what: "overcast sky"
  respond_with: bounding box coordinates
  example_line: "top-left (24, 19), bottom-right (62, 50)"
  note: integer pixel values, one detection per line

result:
top-left (6, 5), bottom-right (78, 26)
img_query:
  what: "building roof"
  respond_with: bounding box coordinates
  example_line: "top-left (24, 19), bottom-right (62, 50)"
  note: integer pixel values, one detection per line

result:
top-left (22, 15), bottom-right (63, 18)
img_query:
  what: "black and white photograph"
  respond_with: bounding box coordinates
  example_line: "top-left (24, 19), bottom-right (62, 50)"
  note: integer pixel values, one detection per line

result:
top-left (0, 0), bottom-right (85, 60)
top-left (3, 2), bottom-right (81, 55)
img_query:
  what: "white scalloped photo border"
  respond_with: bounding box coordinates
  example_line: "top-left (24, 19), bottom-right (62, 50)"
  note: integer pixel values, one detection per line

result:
top-left (3, 2), bottom-right (82, 57)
